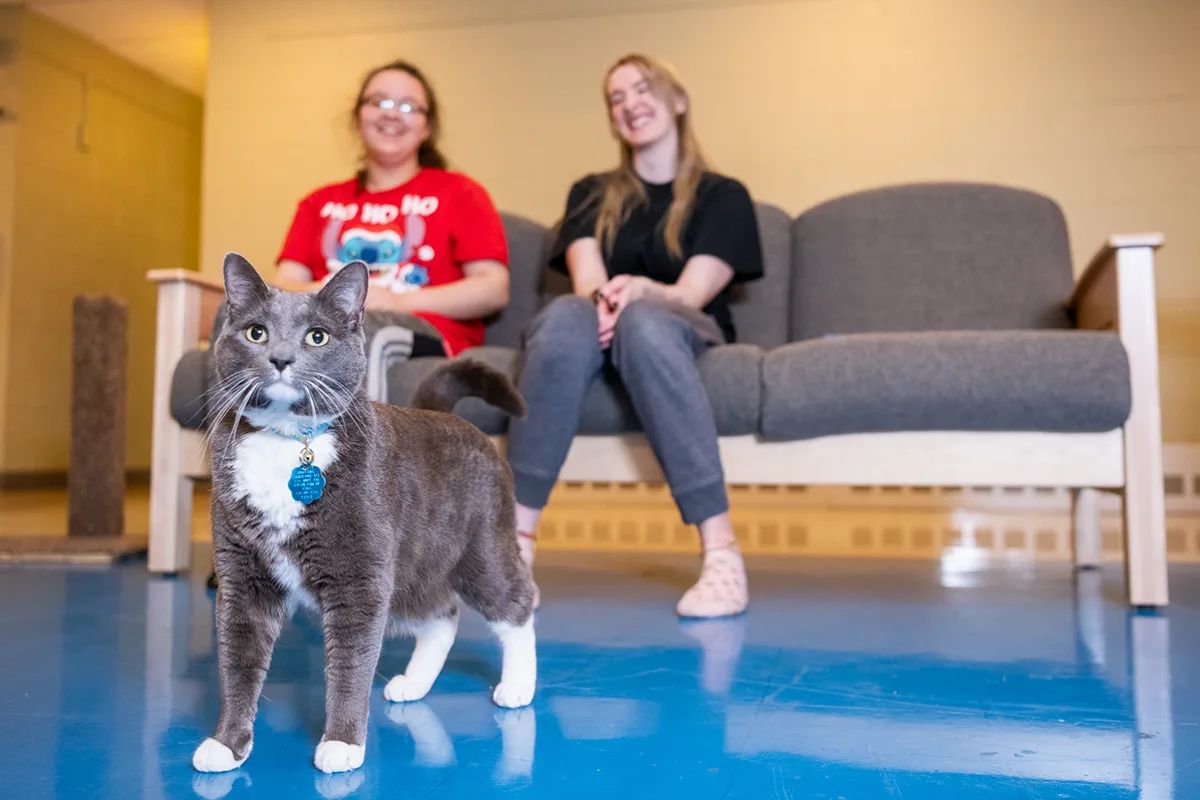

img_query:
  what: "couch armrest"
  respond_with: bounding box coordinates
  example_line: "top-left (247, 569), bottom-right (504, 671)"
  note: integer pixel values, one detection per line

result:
top-left (147, 269), bottom-right (224, 572)
top-left (147, 269), bottom-right (225, 339)
top-left (147, 269), bottom-right (225, 421)
top-left (1068, 232), bottom-right (1168, 606)
top-left (1068, 233), bottom-right (1163, 330)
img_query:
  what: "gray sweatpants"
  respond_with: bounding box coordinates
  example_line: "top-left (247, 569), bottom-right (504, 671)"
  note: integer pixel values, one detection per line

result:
top-left (506, 295), bottom-right (729, 525)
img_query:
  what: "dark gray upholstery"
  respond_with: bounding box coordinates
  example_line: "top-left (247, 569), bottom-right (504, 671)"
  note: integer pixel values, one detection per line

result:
top-left (726, 202), bottom-right (791, 349)
top-left (761, 331), bottom-right (1131, 440)
top-left (484, 213), bottom-right (553, 349)
top-left (171, 348), bottom-right (214, 431)
top-left (790, 183), bottom-right (1075, 340)
top-left (386, 344), bottom-right (763, 436)
top-left (385, 346), bottom-right (520, 434)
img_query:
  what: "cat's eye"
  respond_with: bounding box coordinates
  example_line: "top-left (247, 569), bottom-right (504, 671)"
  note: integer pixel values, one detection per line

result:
top-left (305, 328), bottom-right (330, 347)
top-left (245, 324), bottom-right (268, 344)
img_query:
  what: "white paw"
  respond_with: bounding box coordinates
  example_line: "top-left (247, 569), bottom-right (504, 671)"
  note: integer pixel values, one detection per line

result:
top-left (192, 737), bottom-right (249, 772)
top-left (492, 681), bottom-right (535, 709)
top-left (313, 740), bottom-right (365, 774)
top-left (384, 674), bottom-right (432, 703)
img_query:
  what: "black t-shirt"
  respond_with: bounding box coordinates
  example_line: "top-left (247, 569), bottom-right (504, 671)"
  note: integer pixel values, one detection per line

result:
top-left (548, 171), bottom-right (764, 343)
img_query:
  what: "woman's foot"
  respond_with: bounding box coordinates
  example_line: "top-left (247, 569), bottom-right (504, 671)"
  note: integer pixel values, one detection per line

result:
top-left (517, 531), bottom-right (540, 610)
top-left (676, 545), bottom-right (748, 619)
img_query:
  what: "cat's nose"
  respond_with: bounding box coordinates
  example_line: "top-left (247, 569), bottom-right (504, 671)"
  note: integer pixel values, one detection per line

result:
top-left (269, 356), bottom-right (294, 373)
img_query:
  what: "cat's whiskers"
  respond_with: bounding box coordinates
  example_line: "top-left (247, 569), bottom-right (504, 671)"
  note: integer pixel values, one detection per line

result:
top-left (308, 375), bottom-right (368, 441)
top-left (306, 379), bottom-right (357, 434)
top-left (200, 368), bottom-right (254, 403)
top-left (201, 374), bottom-right (260, 455)
top-left (314, 374), bottom-right (369, 429)
top-left (227, 379), bottom-right (263, 446)
top-left (303, 385), bottom-right (322, 435)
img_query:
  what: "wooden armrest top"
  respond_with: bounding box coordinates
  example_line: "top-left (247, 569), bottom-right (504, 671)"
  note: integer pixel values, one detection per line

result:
top-left (146, 268), bottom-right (225, 292)
top-left (1069, 232), bottom-right (1164, 310)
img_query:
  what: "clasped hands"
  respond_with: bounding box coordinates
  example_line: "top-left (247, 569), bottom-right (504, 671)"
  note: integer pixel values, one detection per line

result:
top-left (590, 274), bottom-right (660, 349)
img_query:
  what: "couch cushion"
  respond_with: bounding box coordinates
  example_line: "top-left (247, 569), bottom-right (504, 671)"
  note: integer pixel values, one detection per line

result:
top-left (725, 202), bottom-right (791, 350)
top-left (387, 344), bottom-right (763, 436)
top-left (790, 183), bottom-right (1075, 340)
top-left (170, 348), bottom-right (214, 430)
top-left (483, 213), bottom-right (553, 349)
top-left (761, 331), bottom-right (1130, 440)
top-left (386, 346), bottom-right (519, 434)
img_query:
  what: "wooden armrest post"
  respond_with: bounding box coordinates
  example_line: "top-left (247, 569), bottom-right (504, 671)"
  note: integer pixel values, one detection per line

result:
top-left (147, 272), bottom-right (222, 573)
top-left (1072, 235), bottom-right (1167, 607)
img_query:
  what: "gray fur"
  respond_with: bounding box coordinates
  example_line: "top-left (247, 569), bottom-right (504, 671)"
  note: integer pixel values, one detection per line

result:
top-left (201, 253), bottom-right (534, 768)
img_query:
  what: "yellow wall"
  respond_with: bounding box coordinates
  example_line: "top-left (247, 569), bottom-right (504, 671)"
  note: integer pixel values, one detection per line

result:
top-left (0, 7), bottom-right (21, 465)
top-left (2, 10), bottom-right (202, 473)
top-left (202, 0), bottom-right (1200, 441)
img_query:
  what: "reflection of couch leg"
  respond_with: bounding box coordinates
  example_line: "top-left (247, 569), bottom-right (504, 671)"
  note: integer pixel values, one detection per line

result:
top-left (1071, 488), bottom-right (1102, 570)
top-left (1073, 569), bottom-right (1106, 668)
top-left (1130, 613), bottom-right (1173, 799)
top-left (144, 578), bottom-right (190, 799)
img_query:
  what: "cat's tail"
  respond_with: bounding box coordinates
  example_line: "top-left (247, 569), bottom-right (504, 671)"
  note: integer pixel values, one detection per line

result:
top-left (411, 359), bottom-right (527, 418)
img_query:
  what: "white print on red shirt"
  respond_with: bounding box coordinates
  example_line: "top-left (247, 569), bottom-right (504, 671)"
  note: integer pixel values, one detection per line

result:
top-left (317, 196), bottom-right (440, 293)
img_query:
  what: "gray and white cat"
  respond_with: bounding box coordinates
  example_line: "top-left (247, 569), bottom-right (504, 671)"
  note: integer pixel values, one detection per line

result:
top-left (192, 254), bottom-right (536, 775)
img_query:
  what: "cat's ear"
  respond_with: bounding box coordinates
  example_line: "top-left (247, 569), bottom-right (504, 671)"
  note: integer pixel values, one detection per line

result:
top-left (318, 261), bottom-right (369, 328)
top-left (222, 253), bottom-right (271, 312)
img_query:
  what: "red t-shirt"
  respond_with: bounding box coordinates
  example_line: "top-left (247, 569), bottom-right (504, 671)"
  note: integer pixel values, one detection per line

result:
top-left (277, 169), bottom-right (509, 355)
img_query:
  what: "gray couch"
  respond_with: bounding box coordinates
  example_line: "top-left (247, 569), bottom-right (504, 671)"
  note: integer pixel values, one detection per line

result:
top-left (152, 181), bottom-right (1167, 606)
top-left (171, 183), bottom-right (1130, 440)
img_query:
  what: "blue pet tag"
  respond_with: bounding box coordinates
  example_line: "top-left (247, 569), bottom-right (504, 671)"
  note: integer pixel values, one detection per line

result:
top-left (285, 427), bottom-right (328, 505)
top-left (288, 463), bottom-right (326, 505)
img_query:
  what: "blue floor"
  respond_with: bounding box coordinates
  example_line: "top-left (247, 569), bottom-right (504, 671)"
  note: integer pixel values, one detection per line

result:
top-left (3, 548), bottom-right (1199, 799)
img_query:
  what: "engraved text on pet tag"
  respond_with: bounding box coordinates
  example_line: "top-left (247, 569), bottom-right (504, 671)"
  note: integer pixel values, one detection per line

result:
top-left (288, 438), bottom-right (326, 504)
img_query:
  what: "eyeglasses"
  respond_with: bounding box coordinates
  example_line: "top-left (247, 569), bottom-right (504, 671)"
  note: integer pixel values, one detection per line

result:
top-left (360, 96), bottom-right (428, 116)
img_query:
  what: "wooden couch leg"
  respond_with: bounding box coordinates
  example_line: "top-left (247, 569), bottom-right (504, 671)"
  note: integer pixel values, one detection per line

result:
top-left (1115, 244), bottom-right (1169, 608)
top-left (1123, 466), bottom-right (1168, 609)
top-left (1071, 488), bottom-right (1102, 570)
top-left (149, 423), bottom-right (195, 574)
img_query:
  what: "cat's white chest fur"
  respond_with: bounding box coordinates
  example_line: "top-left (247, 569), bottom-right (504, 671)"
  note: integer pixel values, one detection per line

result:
top-left (231, 429), bottom-right (339, 538)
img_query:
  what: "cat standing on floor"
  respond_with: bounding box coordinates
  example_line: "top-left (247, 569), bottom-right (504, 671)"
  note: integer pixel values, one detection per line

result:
top-left (192, 254), bottom-right (536, 776)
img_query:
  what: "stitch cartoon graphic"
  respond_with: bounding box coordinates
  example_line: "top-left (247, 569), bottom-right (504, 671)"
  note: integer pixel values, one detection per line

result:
top-left (320, 212), bottom-right (431, 292)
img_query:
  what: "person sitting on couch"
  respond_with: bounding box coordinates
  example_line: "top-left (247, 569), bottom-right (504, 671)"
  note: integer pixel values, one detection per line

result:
top-left (505, 54), bottom-right (765, 618)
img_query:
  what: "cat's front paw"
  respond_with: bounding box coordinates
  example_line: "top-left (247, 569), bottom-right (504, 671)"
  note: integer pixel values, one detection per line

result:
top-left (492, 681), bottom-right (535, 709)
top-left (384, 674), bottom-right (432, 703)
top-left (314, 740), bottom-right (365, 774)
top-left (193, 737), bottom-right (250, 772)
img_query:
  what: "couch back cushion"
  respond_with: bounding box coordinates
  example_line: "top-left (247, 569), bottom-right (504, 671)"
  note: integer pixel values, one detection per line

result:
top-left (789, 182), bottom-right (1075, 341)
top-left (484, 212), bottom-right (553, 349)
top-left (725, 201), bottom-right (792, 349)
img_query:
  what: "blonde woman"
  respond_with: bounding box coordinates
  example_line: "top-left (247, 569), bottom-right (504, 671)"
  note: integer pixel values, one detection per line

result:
top-left (506, 54), bottom-right (764, 618)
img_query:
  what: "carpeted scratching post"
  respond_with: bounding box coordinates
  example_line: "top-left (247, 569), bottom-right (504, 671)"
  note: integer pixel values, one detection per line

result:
top-left (0, 295), bottom-right (146, 564)
top-left (69, 295), bottom-right (128, 538)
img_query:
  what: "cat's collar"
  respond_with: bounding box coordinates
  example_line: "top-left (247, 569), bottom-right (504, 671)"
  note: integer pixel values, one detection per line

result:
top-left (268, 421), bottom-right (331, 443)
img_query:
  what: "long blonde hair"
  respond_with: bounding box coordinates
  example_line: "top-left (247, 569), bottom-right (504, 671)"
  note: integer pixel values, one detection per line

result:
top-left (592, 54), bottom-right (708, 261)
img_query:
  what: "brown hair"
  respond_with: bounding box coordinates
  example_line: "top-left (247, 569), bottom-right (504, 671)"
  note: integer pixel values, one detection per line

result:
top-left (593, 54), bottom-right (708, 261)
top-left (352, 59), bottom-right (448, 188)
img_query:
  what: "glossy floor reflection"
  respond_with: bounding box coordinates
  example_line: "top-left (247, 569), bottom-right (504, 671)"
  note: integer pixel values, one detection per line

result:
top-left (3, 548), bottom-right (1199, 798)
